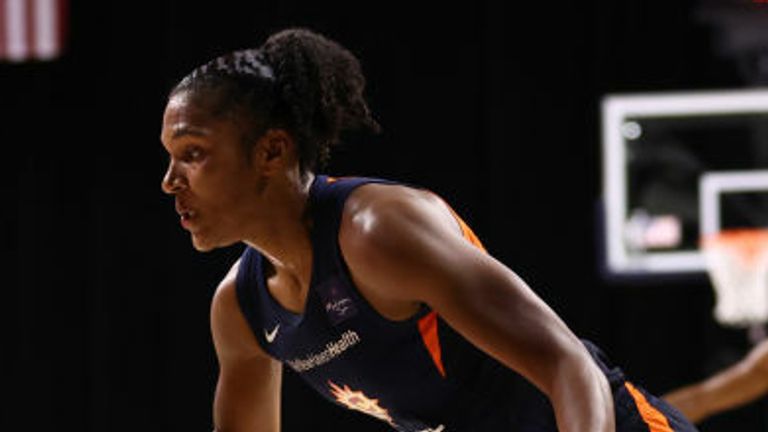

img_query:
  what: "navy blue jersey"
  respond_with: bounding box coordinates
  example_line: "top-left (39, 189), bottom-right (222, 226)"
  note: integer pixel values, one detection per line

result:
top-left (235, 175), bottom-right (697, 432)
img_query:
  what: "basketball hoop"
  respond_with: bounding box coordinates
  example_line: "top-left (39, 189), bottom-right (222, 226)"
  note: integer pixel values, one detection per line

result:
top-left (701, 229), bottom-right (768, 328)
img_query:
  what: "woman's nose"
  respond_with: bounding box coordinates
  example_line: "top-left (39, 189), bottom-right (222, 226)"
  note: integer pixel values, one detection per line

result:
top-left (161, 161), bottom-right (187, 194)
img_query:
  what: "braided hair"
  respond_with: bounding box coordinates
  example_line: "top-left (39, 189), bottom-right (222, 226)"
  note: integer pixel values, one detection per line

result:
top-left (170, 28), bottom-right (380, 173)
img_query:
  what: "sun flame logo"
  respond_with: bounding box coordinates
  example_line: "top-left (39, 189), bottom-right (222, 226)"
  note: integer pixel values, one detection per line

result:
top-left (328, 380), bottom-right (395, 426)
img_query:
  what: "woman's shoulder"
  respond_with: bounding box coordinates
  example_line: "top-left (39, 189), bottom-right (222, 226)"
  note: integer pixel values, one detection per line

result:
top-left (339, 179), bottom-right (459, 255)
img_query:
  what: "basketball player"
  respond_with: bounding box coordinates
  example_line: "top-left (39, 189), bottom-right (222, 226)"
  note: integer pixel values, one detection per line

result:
top-left (160, 28), bottom-right (698, 431)
top-left (664, 338), bottom-right (768, 423)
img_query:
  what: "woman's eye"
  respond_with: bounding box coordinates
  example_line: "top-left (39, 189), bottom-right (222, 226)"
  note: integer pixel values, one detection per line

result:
top-left (184, 147), bottom-right (203, 161)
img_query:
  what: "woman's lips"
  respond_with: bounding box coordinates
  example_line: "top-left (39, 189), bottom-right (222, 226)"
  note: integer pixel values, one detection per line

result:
top-left (175, 202), bottom-right (197, 229)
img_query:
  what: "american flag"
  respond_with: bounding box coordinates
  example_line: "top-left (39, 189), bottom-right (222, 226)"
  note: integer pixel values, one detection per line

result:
top-left (0, 0), bottom-right (67, 62)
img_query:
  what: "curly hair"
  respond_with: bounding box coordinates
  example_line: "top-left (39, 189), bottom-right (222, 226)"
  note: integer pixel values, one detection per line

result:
top-left (170, 28), bottom-right (380, 173)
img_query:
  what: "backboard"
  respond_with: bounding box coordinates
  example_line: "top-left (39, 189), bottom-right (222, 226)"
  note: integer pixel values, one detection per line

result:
top-left (601, 88), bottom-right (768, 278)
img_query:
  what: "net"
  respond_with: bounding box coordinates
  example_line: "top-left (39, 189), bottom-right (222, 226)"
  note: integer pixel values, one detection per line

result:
top-left (701, 229), bottom-right (768, 327)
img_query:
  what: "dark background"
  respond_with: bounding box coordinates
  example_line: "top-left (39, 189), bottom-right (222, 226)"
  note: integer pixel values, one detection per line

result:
top-left (2, 0), bottom-right (767, 430)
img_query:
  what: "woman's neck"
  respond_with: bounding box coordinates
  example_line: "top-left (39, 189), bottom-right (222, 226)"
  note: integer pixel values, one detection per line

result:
top-left (242, 171), bottom-right (316, 289)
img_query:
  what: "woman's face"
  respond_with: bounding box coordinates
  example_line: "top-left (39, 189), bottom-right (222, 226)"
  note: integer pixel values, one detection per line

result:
top-left (160, 91), bottom-right (264, 251)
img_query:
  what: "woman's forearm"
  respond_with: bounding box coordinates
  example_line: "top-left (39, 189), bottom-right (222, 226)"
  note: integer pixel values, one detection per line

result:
top-left (665, 360), bottom-right (768, 423)
top-left (664, 341), bottom-right (768, 424)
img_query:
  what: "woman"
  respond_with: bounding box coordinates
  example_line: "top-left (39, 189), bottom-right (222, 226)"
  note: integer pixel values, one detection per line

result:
top-left (160, 27), bottom-right (696, 432)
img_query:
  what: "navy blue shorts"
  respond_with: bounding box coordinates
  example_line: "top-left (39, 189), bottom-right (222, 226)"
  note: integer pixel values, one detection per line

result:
top-left (497, 340), bottom-right (699, 431)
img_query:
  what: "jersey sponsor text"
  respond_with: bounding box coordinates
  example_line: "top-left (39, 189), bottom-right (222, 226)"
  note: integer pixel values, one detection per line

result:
top-left (286, 330), bottom-right (361, 372)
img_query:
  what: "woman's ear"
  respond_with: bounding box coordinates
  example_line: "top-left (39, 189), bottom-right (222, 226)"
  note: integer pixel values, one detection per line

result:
top-left (252, 128), bottom-right (296, 174)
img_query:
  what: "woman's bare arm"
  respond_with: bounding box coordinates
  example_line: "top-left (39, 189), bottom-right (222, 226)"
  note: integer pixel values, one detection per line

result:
top-left (340, 185), bottom-right (614, 432)
top-left (211, 260), bottom-right (283, 432)
top-left (664, 339), bottom-right (768, 423)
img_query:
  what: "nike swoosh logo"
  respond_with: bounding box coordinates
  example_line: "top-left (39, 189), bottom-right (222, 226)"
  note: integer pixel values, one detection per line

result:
top-left (264, 324), bottom-right (280, 343)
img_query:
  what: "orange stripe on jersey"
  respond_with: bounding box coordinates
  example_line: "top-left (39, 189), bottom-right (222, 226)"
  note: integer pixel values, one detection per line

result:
top-left (428, 191), bottom-right (486, 252)
top-left (418, 311), bottom-right (446, 378)
top-left (454, 214), bottom-right (486, 252)
top-left (416, 199), bottom-right (484, 380)
top-left (624, 382), bottom-right (674, 432)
